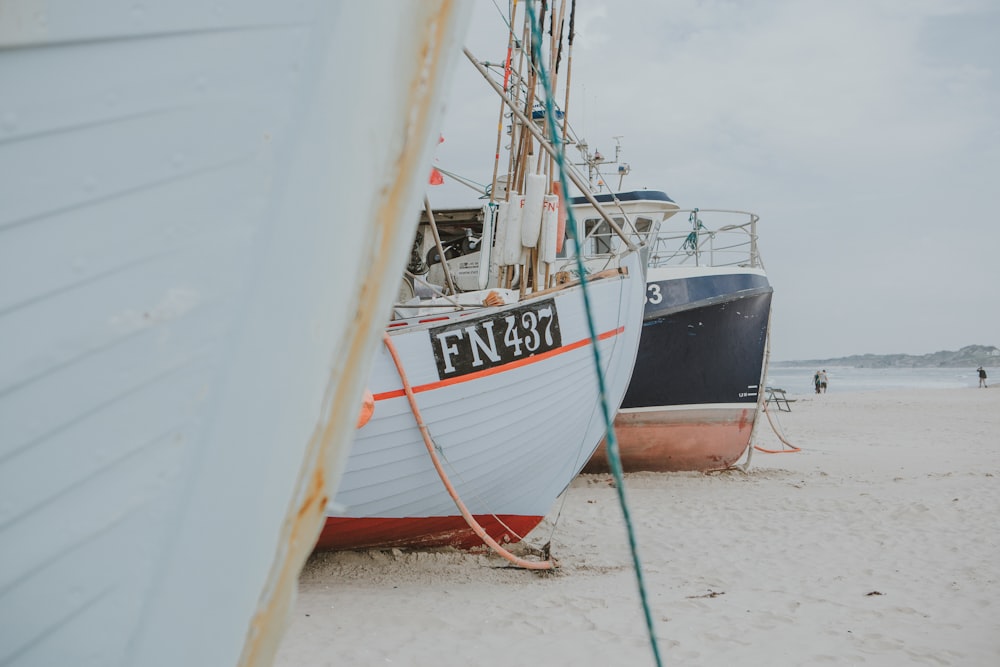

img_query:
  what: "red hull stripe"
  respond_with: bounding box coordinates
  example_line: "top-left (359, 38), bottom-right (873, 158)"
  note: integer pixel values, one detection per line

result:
top-left (374, 326), bottom-right (625, 401)
top-left (315, 514), bottom-right (545, 551)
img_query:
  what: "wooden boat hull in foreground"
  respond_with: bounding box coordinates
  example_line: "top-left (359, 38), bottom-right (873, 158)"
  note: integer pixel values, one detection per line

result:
top-left (0, 3), bottom-right (470, 666)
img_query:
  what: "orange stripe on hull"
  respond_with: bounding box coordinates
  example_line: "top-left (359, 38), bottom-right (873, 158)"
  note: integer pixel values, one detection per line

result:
top-left (374, 326), bottom-right (624, 402)
top-left (585, 408), bottom-right (756, 473)
top-left (314, 514), bottom-right (544, 551)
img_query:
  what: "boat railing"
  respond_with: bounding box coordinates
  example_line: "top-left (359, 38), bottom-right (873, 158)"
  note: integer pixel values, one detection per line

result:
top-left (645, 208), bottom-right (762, 270)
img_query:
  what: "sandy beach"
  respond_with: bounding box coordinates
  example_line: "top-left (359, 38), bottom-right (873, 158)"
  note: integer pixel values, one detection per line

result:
top-left (275, 387), bottom-right (1000, 666)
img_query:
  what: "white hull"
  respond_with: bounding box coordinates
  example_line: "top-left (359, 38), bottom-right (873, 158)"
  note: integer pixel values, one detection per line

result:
top-left (0, 3), bottom-right (470, 666)
top-left (318, 252), bottom-right (646, 551)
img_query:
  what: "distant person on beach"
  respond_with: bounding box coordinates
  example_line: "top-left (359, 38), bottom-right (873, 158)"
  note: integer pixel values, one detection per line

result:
top-left (814, 371), bottom-right (821, 394)
top-left (819, 369), bottom-right (829, 393)
top-left (978, 366), bottom-right (988, 388)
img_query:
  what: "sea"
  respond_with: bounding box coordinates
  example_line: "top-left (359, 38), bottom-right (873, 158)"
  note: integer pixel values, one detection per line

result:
top-left (764, 365), bottom-right (989, 395)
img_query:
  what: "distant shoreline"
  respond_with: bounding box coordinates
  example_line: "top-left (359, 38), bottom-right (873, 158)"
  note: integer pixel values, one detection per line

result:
top-left (772, 362), bottom-right (997, 368)
top-left (770, 344), bottom-right (998, 369)
top-left (764, 366), bottom-right (988, 394)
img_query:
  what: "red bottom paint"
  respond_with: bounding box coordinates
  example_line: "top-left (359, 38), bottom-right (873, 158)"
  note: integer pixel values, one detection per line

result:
top-left (584, 407), bottom-right (757, 473)
top-left (314, 514), bottom-right (545, 551)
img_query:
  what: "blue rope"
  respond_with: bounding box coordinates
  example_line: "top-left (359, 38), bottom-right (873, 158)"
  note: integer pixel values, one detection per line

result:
top-left (683, 207), bottom-right (703, 253)
top-left (524, 4), bottom-right (662, 665)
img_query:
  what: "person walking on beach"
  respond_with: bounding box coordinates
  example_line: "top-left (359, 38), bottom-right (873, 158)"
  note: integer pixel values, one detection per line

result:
top-left (819, 369), bottom-right (829, 393)
top-left (814, 370), bottom-right (821, 394)
top-left (977, 366), bottom-right (988, 388)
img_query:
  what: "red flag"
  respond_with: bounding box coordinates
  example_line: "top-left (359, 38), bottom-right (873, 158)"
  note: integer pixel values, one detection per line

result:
top-left (428, 134), bottom-right (445, 184)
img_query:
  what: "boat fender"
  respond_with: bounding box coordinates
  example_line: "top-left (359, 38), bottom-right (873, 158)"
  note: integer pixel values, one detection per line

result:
top-left (493, 200), bottom-right (508, 266)
top-left (521, 172), bottom-right (546, 247)
top-left (502, 192), bottom-right (524, 265)
top-left (540, 193), bottom-right (559, 264)
top-left (551, 180), bottom-right (567, 253)
top-left (479, 203), bottom-right (496, 290)
top-left (356, 389), bottom-right (375, 429)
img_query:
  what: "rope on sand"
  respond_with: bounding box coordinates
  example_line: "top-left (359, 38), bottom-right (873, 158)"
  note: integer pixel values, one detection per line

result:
top-left (732, 303), bottom-right (801, 471)
top-left (755, 401), bottom-right (802, 454)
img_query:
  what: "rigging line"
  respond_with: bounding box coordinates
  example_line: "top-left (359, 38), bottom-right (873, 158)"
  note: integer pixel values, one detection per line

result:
top-left (759, 304), bottom-right (800, 453)
top-left (432, 166), bottom-right (490, 196)
top-left (751, 303), bottom-right (800, 455)
top-left (489, 0), bottom-right (515, 32)
top-left (732, 302), bottom-right (773, 472)
top-left (747, 304), bottom-right (773, 466)
top-left (525, 4), bottom-right (663, 666)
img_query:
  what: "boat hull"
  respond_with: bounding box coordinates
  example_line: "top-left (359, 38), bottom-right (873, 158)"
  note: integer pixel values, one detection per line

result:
top-left (317, 254), bottom-right (645, 551)
top-left (586, 268), bottom-right (772, 473)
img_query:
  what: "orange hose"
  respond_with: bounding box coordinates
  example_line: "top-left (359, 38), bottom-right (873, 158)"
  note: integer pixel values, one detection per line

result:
top-left (753, 401), bottom-right (801, 454)
top-left (381, 332), bottom-right (556, 570)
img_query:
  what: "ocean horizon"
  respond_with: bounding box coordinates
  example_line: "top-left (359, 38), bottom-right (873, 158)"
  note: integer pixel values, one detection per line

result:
top-left (764, 365), bottom-right (989, 395)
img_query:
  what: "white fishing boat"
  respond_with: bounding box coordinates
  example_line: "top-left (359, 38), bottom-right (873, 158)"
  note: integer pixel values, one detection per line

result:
top-left (0, 2), bottom-right (470, 666)
top-left (316, 3), bottom-right (647, 555)
top-left (317, 250), bottom-right (645, 551)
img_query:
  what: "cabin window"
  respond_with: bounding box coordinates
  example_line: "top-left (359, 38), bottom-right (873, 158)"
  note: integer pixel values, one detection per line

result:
top-left (585, 218), bottom-right (614, 255)
top-left (634, 217), bottom-right (654, 243)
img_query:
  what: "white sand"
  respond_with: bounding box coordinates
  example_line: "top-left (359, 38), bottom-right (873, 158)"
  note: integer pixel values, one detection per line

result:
top-left (275, 388), bottom-right (1000, 666)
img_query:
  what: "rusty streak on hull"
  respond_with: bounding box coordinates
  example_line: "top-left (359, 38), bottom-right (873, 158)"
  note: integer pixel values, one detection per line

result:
top-left (237, 3), bottom-right (467, 666)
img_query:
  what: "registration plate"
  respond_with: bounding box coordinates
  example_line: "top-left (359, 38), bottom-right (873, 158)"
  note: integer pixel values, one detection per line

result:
top-left (429, 299), bottom-right (562, 380)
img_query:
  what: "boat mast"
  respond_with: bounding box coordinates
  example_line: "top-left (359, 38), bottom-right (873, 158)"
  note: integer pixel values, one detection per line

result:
top-left (489, 0), bottom-right (520, 206)
top-left (560, 0), bottom-right (575, 150)
top-left (464, 48), bottom-right (639, 252)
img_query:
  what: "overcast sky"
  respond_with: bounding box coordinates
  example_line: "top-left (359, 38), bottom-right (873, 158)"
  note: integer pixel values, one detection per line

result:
top-left (428, 0), bottom-right (1000, 361)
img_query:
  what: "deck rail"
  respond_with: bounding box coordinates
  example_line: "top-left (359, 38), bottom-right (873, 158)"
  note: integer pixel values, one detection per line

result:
top-left (646, 208), bottom-right (762, 270)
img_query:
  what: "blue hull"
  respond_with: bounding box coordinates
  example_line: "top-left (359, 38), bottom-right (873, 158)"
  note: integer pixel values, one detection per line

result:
top-left (623, 273), bottom-right (773, 409)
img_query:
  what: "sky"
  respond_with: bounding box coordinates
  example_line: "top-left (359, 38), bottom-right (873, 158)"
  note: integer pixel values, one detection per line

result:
top-left (428, 0), bottom-right (1000, 361)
